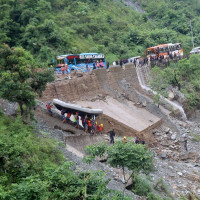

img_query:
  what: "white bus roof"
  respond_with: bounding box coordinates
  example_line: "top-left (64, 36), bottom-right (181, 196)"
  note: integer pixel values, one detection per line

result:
top-left (80, 53), bottom-right (103, 55)
top-left (129, 56), bottom-right (141, 60)
top-left (168, 43), bottom-right (181, 46)
top-left (79, 53), bottom-right (104, 59)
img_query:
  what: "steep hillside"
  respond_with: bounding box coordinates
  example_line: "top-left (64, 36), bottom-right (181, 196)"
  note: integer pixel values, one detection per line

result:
top-left (1, 0), bottom-right (198, 64)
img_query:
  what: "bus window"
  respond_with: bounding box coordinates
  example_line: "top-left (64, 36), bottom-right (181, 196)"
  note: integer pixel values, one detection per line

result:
top-left (147, 50), bottom-right (154, 55)
top-left (176, 45), bottom-right (181, 50)
top-left (76, 58), bottom-right (90, 64)
top-left (68, 59), bottom-right (75, 65)
top-left (57, 59), bottom-right (64, 65)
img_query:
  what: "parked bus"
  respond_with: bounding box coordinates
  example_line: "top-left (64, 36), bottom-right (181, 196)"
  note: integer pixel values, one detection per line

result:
top-left (146, 43), bottom-right (183, 59)
top-left (55, 53), bottom-right (106, 74)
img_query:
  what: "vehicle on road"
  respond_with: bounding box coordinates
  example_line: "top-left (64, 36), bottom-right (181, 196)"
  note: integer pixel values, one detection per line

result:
top-left (56, 53), bottom-right (106, 74)
top-left (146, 43), bottom-right (183, 59)
top-left (190, 47), bottom-right (200, 54)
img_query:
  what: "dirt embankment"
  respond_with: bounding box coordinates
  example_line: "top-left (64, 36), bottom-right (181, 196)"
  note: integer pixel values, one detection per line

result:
top-left (41, 64), bottom-right (142, 103)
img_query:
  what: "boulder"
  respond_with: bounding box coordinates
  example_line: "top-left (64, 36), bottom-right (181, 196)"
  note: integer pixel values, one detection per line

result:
top-left (171, 133), bottom-right (177, 140)
top-left (142, 101), bottom-right (147, 107)
top-left (165, 128), bottom-right (170, 134)
top-left (168, 91), bottom-right (175, 100)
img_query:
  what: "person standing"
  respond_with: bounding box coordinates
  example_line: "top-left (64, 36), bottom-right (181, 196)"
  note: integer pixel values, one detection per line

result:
top-left (66, 112), bottom-right (71, 124)
top-left (133, 59), bottom-right (137, 67)
top-left (88, 119), bottom-right (92, 133)
top-left (61, 108), bottom-right (66, 123)
top-left (61, 65), bottom-right (65, 75)
top-left (106, 61), bottom-right (110, 69)
top-left (86, 62), bottom-right (89, 73)
top-left (50, 65), bottom-right (54, 73)
top-left (108, 129), bottom-right (115, 144)
top-left (98, 124), bottom-right (103, 134)
top-left (46, 101), bottom-right (53, 116)
top-left (135, 137), bottom-right (140, 144)
top-left (92, 115), bottom-right (96, 135)
top-left (120, 60), bottom-right (123, 68)
top-left (75, 112), bottom-right (79, 129)
top-left (93, 61), bottom-right (96, 70)
top-left (100, 60), bottom-right (104, 68)
top-left (96, 61), bottom-right (100, 68)
top-left (123, 136), bottom-right (127, 143)
top-left (65, 64), bottom-right (68, 74)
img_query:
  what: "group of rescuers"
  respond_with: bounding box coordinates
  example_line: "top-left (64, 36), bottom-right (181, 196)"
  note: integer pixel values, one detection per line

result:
top-left (46, 102), bottom-right (146, 145)
top-left (61, 109), bottom-right (104, 135)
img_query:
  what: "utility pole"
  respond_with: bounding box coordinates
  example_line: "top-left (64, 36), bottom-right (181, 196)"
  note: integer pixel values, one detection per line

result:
top-left (190, 19), bottom-right (195, 48)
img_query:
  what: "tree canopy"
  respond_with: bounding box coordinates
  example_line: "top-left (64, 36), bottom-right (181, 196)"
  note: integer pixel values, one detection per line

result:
top-left (84, 139), bottom-right (154, 194)
top-left (0, 0), bottom-right (199, 64)
top-left (0, 44), bottom-right (54, 118)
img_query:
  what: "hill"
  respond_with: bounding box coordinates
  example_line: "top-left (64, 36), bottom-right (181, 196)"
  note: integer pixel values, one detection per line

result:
top-left (1, 0), bottom-right (199, 64)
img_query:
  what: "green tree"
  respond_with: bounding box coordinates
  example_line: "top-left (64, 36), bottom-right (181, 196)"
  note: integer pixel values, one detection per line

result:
top-left (0, 44), bottom-right (54, 118)
top-left (84, 139), bottom-right (153, 195)
top-left (150, 66), bottom-right (169, 108)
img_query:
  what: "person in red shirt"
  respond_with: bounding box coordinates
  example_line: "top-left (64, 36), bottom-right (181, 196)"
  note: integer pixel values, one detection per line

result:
top-left (88, 119), bottom-right (92, 133)
top-left (46, 102), bottom-right (53, 116)
top-left (61, 65), bottom-right (65, 75)
top-left (66, 112), bottom-right (71, 124)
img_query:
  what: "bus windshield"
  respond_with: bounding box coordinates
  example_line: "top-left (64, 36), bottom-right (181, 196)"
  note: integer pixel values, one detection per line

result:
top-left (76, 58), bottom-right (105, 64)
top-left (147, 49), bottom-right (155, 55)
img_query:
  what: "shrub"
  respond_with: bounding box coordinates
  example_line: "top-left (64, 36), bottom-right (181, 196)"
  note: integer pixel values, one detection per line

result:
top-left (132, 175), bottom-right (152, 196)
top-left (147, 192), bottom-right (162, 200)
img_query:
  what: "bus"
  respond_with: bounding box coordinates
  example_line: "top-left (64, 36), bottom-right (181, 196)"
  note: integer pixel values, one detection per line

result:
top-left (56, 53), bottom-right (106, 74)
top-left (146, 43), bottom-right (183, 59)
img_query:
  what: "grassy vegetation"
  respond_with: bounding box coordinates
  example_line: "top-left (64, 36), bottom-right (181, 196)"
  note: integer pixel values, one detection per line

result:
top-left (191, 134), bottom-right (200, 142)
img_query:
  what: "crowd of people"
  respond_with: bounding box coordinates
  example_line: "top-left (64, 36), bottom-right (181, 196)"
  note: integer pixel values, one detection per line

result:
top-left (132, 52), bottom-right (182, 68)
top-left (111, 51), bottom-right (182, 69)
top-left (60, 109), bottom-right (104, 135)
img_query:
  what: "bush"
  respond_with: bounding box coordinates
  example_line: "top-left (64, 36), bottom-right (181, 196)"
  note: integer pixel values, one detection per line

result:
top-left (147, 192), bottom-right (162, 200)
top-left (132, 175), bottom-right (152, 196)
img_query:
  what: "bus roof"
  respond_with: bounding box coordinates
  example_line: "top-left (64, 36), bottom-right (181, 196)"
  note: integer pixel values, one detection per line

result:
top-left (56, 54), bottom-right (79, 60)
top-left (147, 43), bottom-right (181, 50)
top-left (79, 53), bottom-right (102, 55)
top-left (79, 53), bottom-right (104, 59)
top-left (56, 53), bottom-right (104, 60)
